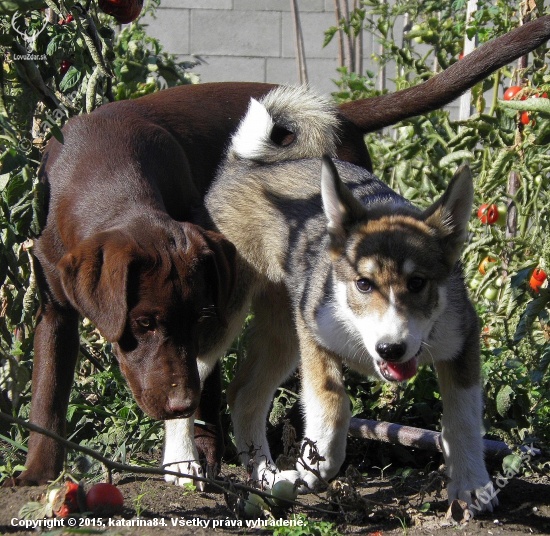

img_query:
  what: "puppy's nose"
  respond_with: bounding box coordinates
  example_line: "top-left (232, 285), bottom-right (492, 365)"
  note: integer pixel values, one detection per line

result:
top-left (376, 342), bottom-right (406, 362)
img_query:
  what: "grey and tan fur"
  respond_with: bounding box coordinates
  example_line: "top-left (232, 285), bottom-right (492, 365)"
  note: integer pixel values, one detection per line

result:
top-left (201, 85), bottom-right (497, 511)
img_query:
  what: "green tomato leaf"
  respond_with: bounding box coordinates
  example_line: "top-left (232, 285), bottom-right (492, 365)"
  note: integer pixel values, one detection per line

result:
top-left (59, 66), bottom-right (82, 92)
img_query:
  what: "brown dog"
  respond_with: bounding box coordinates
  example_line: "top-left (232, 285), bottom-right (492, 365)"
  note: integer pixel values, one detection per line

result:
top-left (18, 14), bottom-right (550, 486)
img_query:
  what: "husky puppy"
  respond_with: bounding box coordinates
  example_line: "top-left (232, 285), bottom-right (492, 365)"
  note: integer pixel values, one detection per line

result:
top-left (205, 86), bottom-right (496, 511)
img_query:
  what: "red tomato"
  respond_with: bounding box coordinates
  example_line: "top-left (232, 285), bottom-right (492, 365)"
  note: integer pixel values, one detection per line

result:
top-left (521, 111), bottom-right (535, 126)
top-left (60, 60), bottom-right (72, 77)
top-left (98, 0), bottom-right (144, 24)
top-left (459, 51), bottom-right (464, 60)
top-left (532, 267), bottom-right (547, 282)
top-left (503, 86), bottom-right (522, 100)
top-left (478, 204), bottom-right (499, 225)
top-left (86, 483), bottom-right (124, 515)
top-left (530, 277), bottom-right (543, 293)
top-left (479, 256), bottom-right (497, 275)
top-left (529, 267), bottom-right (547, 293)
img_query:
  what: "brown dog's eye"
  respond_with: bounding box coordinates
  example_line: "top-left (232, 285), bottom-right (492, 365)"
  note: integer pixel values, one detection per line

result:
top-left (136, 316), bottom-right (155, 330)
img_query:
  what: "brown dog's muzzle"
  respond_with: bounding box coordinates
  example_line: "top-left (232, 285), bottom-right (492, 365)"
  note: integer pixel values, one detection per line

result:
top-left (116, 346), bottom-right (202, 420)
top-left (163, 381), bottom-right (201, 418)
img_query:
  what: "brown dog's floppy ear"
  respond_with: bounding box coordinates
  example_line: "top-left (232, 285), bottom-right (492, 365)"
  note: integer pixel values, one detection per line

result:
top-left (58, 231), bottom-right (134, 341)
top-left (201, 229), bottom-right (237, 327)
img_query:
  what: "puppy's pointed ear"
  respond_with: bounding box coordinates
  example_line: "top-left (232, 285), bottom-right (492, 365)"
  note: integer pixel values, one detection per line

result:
top-left (321, 155), bottom-right (365, 254)
top-left (58, 231), bottom-right (133, 341)
top-left (423, 164), bottom-right (474, 266)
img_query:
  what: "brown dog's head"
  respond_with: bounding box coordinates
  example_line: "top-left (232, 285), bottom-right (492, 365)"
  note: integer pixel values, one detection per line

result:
top-left (58, 219), bottom-right (236, 420)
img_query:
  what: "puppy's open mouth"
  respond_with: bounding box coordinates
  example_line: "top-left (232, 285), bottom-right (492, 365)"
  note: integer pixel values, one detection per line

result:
top-left (378, 349), bottom-right (421, 382)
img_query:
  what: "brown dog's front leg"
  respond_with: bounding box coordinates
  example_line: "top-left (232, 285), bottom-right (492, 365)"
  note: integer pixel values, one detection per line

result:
top-left (16, 301), bottom-right (80, 485)
top-left (194, 361), bottom-right (224, 477)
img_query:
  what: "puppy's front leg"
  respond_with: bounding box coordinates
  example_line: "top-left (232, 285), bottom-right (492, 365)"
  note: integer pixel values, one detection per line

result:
top-left (435, 346), bottom-right (497, 514)
top-left (293, 331), bottom-right (351, 491)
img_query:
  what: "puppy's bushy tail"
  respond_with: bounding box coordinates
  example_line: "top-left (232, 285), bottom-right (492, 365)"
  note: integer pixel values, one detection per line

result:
top-left (229, 85), bottom-right (339, 164)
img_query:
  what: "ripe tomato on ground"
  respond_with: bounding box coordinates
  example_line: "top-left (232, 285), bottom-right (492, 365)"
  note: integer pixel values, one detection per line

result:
top-left (52, 482), bottom-right (79, 518)
top-left (86, 483), bottom-right (124, 516)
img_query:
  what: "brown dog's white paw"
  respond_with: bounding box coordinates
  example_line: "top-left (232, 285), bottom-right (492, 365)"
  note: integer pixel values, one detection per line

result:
top-left (164, 461), bottom-right (205, 491)
top-left (163, 418), bottom-right (206, 490)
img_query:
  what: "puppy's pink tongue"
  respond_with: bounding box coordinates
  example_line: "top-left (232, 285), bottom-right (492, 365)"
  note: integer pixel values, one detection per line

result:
top-left (386, 358), bottom-right (418, 382)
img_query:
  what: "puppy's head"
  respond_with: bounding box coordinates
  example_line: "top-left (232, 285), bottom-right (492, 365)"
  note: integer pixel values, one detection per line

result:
top-left (321, 157), bottom-right (473, 382)
top-left (58, 220), bottom-right (236, 419)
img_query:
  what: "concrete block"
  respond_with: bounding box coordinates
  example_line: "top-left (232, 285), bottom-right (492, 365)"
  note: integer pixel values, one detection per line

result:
top-left (141, 8), bottom-right (190, 55)
top-left (189, 55), bottom-right (267, 82)
top-left (159, 0), bottom-right (231, 8)
top-left (233, 0), bottom-right (325, 11)
top-left (266, 57), bottom-right (339, 94)
top-left (265, 57), bottom-right (298, 85)
top-left (190, 10), bottom-right (281, 57)
top-left (282, 11), bottom-right (337, 59)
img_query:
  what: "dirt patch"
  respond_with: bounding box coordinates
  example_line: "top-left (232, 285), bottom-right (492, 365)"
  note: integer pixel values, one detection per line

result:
top-left (1, 457), bottom-right (548, 536)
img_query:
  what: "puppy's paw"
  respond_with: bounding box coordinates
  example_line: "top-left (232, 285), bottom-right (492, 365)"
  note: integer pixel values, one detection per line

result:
top-left (449, 480), bottom-right (499, 515)
top-left (258, 467), bottom-right (321, 494)
top-left (164, 461), bottom-right (205, 491)
top-left (285, 469), bottom-right (322, 493)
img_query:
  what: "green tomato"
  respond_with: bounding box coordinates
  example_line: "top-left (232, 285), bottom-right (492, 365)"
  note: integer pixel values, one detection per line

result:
top-left (271, 480), bottom-right (298, 506)
top-left (484, 286), bottom-right (498, 301)
top-left (244, 493), bottom-right (267, 518)
top-left (496, 203), bottom-right (507, 226)
top-left (469, 277), bottom-right (481, 290)
top-left (423, 30), bottom-right (436, 42)
top-left (411, 24), bottom-right (423, 43)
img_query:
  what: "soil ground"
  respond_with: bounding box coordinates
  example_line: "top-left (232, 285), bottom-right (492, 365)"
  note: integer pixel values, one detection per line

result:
top-left (1, 442), bottom-right (549, 536)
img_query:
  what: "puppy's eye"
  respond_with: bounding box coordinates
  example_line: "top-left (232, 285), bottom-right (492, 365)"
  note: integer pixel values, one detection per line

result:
top-left (408, 277), bottom-right (426, 293)
top-left (356, 278), bottom-right (374, 293)
top-left (136, 316), bottom-right (155, 330)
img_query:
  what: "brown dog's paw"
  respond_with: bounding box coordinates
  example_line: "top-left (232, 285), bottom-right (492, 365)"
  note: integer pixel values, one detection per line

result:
top-left (3, 474), bottom-right (48, 487)
top-left (195, 423), bottom-right (224, 478)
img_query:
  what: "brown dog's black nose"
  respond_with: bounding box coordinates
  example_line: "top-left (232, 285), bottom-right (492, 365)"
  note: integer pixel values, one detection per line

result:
top-left (166, 388), bottom-right (200, 418)
top-left (376, 342), bottom-right (406, 362)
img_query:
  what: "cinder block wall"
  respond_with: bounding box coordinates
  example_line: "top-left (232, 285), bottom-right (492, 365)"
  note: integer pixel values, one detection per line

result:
top-left (142, 0), bottom-right (381, 95)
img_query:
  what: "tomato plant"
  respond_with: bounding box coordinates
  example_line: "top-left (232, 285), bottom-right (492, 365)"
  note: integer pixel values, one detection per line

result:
top-left (0, 0), bottom-right (196, 479)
